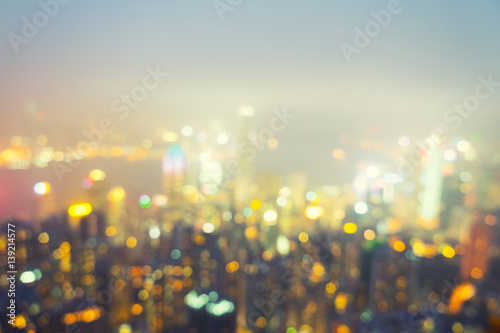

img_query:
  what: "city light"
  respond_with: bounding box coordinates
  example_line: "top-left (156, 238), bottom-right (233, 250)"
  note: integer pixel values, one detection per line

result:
top-left (305, 205), bottom-right (324, 219)
top-left (449, 283), bottom-right (476, 314)
top-left (366, 165), bottom-right (379, 178)
top-left (442, 245), bottom-right (456, 258)
top-left (152, 194), bottom-right (168, 207)
top-left (181, 126), bottom-right (194, 136)
top-left (202, 222), bottom-right (215, 233)
top-left (33, 181), bottom-right (50, 195)
top-left (277, 235), bottom-right (290, 255)
top-left (225, 261), bottom-right (239, 273)
top-left (238, 105), bottom-right (255, 117)
top-left (131, 304), bottom-right (143, 315)
top-left (38, 232), bottom-right (49, 243)
top-left (263, 210), bottom-right (278, 224)
top-left (20, 271), bottom-right (35, 284)
top-left (325, 282), bottom-right (337, 294)
top-left (2, 3), bottom-right (499, 332)
top-left (88, 169), bottom-right (106, 182)
top-left (363, 229), bottom-right (376, 240)
top-left (126, 237), bottom-right (137, 248)
top-left (105, 226), bottom-right (117, 237)
top-left (343, 223), bottom-right (357, 234)
top-left (107, 186), bottom-right (126, 202)
top-left (171, 249), bottom-right (181, 260)
top-left (298, 232), bottom-right (309, 243)
top-left (305, 191), bottom-right (317, 201)
top-left (277, 196), bottom-right (287, 207)
top-left (250, 199), bottom-right (261, 210)
top-left (139, 194), bottom-right (151, 207)
top-left (149, 226), bottom-right (161, 239)
top-left (393, 241), bottom-right (405, 252)
top-left (354, 202), bottom-right (368, 215)
top-left (332, 148), bottom-right (345, 159)
top-left (68, 203), bottom-right (92, 217)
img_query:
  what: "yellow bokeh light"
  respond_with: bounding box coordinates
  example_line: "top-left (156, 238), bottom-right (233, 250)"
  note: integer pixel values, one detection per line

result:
top-left (313, 263), bottom-right (325, 276)
top-left (138, 290), bottom-right (149, 300)
top-left (119, 325), bottom-right (132, 333)
top-left (268, 138), bottom-right (278, 149)
top-left (325, 282), bottom-right (337, 294)
top-left (332, 148), bottom-right (345, 160)
top-left (470, 267), bottom-right (483, 279)
top-left (298, 232), bottom-right (309, 243)
top-left (172, 280), bottom-right (183, 291)
top-left (449, 283), bottom-right (476, 314)
top-left (15, 315), bottom-right (26, 329)
top-left (62, 307), bottom-right (100, 325)
top-left (36, 135), bottom-right (48, 146)
top-left (424, 246), bottom-right (436, 258)
top-left (60, 241), bottom-right (71, 253)
top-left (68, 203), bottom-right (92, 218)
top-left (337, 324), bottom-right (350, 333)
top-left (452, 323), bottom-right (464, 333)
top-left (131, 304), bottom-right (143, 315)
top-left (256, 317), bottom-right (267, 328)
top-left (299, 325), bottom-right (313, 333)
top-left (334, 209), bottom-right (346, 220)
top-left (343, 223), bottom-right (357, 234)
top-left (53, 151), bottom-right (64, 161)
top-left (126, 237), bottom-right (137, 248)
top-left (226, 261), bottom-right (240, 273)
top-left (107, 187), bottom-right (126, 202)
top-left (245, 227), bottom-right (258, 240)
top-left (442, 246), bottom-right (455, 258)
top-left (81, 309), bottom-right (97, 322)
top-left (105, 226), bottom-right (117, 237)
top-left (305, 205), bottom-right (324, 219)
top-left (250, 199), bottom-right (261, 210)
top-left (38, 232), bottom-right (49, 244)
top-left (393, 241), bottom-right (406, 252)
top-left (262, 251), bottom-right (273, 261)
top-left (335, 293), bottom-right (348, 310)
top-left (63, 313), bottom-right (77, 325)
top-left (89, 169), bottom-right (106, 182)
top-left (364, 229), bottom-right (376, 240)
top-left (412, 241), bottom-right (425, 257)
top-left (162, 132), bottom-right (178, 142)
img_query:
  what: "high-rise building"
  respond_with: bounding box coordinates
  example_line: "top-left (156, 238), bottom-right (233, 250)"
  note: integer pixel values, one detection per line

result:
top-left (417, 137), bottom-right (444, 230)
top-left (162, 143), bottom-right (189, 204)
top-left (234, 106), bottom-right (255, 210)
top-left (460, 210), bottom-right (492, 281)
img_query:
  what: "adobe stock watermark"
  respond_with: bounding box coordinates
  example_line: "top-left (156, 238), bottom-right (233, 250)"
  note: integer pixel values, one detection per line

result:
top-left (212, 0), bottom-right (243, 21)
top-left (339, 0), bottom-right (406, 63)
top-left (393, 74), bottom-right (499, 179)
top-left (216, 107), bottom-right (296, 188)
top-left (8, 0), bottom-right (72, 54)
top-left (51, 64), bottom-right (168, 182)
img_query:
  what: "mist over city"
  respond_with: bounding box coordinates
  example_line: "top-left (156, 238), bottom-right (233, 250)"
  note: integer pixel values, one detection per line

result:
top-left (1, 1), bottom-right (500, 332)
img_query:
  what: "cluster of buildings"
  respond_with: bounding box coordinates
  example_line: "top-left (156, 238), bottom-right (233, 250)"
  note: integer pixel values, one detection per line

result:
top-left (1, 109), bottom-right (500, 332)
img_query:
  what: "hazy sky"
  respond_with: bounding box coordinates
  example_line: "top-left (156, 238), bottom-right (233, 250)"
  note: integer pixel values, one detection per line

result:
top-left (1, 0), bottom-right (500, 184)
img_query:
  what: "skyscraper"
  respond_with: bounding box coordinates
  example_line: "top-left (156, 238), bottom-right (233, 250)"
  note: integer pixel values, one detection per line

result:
top-left (418, 136), bottom-right (444, 230)
top-left (162, 143), bottom-right (189, 204)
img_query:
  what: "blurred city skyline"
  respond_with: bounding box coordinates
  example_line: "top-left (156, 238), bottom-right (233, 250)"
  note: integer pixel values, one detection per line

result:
top-left (2, 1), bottom-right (500, 212)
top-left (2, 1), bottom-right (500, 333)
